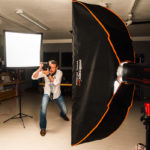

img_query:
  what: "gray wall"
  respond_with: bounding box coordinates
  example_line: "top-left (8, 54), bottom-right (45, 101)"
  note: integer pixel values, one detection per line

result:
top-left (133, 41), bottom-right (150, 65)
top-left (1, 38), bottom-right (150, 96)
top-left (0, 40), bottom-right (72, 90)
top-left (133, 41), bottom-right (150, 99)
top-left (43, 43), bottom-right (72, 52)
top-left (27, 43), bottom-right (72, 89)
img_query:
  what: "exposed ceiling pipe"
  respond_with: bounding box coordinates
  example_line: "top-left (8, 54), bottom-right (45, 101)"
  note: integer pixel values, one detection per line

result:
top-left (126, 0), bottom-right (139, 26)
top-left (130, 0), bottom-right (140, 15)
top-left (98, 2), bottom-right (109, 8)
top-left (126, 13), bottom-right (133, 26)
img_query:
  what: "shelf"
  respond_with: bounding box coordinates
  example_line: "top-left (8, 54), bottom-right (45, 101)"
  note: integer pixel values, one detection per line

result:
top-left (0, 81), bottom-right (17, 101)
top-left (0, 89), bottom-right (17, 101)
top-left (0, 81), bottom-right (17, 87)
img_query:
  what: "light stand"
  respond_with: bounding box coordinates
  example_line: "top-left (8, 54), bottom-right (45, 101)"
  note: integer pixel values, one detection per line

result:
top-left (3, 69), bottom-right (33, 128)
top-left (141, 103), bottom-right (150, 150)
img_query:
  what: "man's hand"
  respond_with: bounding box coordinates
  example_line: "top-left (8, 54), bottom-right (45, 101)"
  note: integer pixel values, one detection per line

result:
top-left (39, 62), bottom-right (43, 70)
top-left (43, 68), bottom-right (54, 82)
top-left (43, 68), bottom-right (50, 76)
top-left (49, 70), bottom-right (53, 76)
top-left (32, 62), bottom-right (43, 79)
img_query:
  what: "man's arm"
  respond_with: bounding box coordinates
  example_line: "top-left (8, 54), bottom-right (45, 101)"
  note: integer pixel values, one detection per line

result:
top-left (31, 62), bottom-right (44, 80)
top-left (48, 75), bottom-right (54, 82)
top-left (48, 70), bottom-right (62, 85)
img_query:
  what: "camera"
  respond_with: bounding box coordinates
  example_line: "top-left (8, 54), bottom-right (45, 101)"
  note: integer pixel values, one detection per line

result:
top-left (43, 62), bottom-right (51, 70)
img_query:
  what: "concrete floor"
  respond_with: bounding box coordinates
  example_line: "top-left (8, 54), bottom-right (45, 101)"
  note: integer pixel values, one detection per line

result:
top-left (0, 90), bottom-right (146, 150)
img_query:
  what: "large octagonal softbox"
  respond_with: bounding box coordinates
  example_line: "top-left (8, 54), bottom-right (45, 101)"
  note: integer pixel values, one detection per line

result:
top-left (72, 0), bottom-right (135, 145)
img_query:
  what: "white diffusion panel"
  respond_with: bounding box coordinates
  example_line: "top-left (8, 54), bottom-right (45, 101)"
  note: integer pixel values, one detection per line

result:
top-left (5, 32), bottom-right (41, 67)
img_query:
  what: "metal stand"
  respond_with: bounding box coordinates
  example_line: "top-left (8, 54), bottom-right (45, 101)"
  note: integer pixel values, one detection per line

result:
top-left (144, 117), bottom-right (150, 150)
top-left (141, 109), bottom-right (150, 150)
top-left (3, 69), bottom-right (33, 128)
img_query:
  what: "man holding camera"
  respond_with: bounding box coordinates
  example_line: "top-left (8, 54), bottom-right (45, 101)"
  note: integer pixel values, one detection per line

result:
top-left (32, 60), bottom-right (69, 136)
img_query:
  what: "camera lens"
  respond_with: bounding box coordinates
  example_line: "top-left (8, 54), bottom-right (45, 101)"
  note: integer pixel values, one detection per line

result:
top-left (43, 63), bottom-right (49, 70)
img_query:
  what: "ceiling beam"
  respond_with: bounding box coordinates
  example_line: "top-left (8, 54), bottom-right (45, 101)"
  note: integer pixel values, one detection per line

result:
top-left (132, 36), bottom-right (150, 41)
top-left (42, 36), bottom-right (150, 44)
top-left (43, 39), bottom-right (72, 44)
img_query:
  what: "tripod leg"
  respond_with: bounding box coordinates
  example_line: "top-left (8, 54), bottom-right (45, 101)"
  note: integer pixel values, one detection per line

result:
top-left (22, 113), bottom-right (33, 118)
top-left (3, 114), bottom-right (20, 123)
top-left (20, 117), bottom-right (25, 128)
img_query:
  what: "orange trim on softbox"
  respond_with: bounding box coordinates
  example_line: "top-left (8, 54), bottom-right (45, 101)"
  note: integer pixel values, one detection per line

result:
top-left (73, 0), bottom-right (121, 64)
top-left (72, 0), bottom-right (135, 145)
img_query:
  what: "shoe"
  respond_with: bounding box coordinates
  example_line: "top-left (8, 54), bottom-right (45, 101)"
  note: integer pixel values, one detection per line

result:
top-left (63, 115), bottom-right (70, 121)
top-left (40, 129), bottom-right (46, 136)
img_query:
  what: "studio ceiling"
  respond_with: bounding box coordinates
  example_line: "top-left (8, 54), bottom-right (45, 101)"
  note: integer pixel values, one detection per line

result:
top-left (0, 0), bottom-right (150, 40)
top-left (0, 0), bottom-right (72, 40)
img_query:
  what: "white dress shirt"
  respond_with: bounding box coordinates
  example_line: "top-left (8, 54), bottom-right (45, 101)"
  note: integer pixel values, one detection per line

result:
top-left (31, 69), bottom-right (63, 99)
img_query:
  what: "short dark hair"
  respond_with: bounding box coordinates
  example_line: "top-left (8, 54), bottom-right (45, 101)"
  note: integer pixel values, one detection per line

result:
top-left (49, 60), bottom-right (58, 67)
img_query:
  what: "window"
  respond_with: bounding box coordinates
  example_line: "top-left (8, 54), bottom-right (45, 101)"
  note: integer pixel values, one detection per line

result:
top-left (62, 69), bottom-right (72, 83)
top-left (61, 52), bottom-right (72, 67)
top-left (43, 52), bottom-right (59, 65)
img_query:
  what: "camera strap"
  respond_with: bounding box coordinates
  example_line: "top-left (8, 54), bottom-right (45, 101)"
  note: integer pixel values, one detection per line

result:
top-left (50, 82), bottom-right (54, 101)
top-left (49, 70), bottom-right (57, 101)
top-left (51, 71), bottom-right (56, 77)
top-left (50, 92), bottom-right (54, 101)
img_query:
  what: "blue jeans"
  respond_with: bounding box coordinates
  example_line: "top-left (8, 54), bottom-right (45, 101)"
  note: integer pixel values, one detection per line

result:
top-left (40, 94), bottom-right (67, 130)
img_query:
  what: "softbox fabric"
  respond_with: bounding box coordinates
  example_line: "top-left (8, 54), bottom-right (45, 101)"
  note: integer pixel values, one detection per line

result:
top-left (72, 1), bottom-right (135, 145)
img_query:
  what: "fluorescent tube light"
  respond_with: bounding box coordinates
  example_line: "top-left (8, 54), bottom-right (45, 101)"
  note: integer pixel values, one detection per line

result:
top-left (16, 9), bottom-right (48, 31)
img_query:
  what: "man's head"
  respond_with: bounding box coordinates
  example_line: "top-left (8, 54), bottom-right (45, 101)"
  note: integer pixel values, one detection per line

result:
top-left (49, 60), bottom-right (58, 74)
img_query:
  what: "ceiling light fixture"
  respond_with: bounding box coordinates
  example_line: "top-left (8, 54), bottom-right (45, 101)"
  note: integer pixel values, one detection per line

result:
top-left (16, 9), bottom-right (48, 31)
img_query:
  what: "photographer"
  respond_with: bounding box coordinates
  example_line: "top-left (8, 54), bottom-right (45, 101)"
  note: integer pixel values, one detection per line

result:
top-left (31, 60), bottom-right (69, 136)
